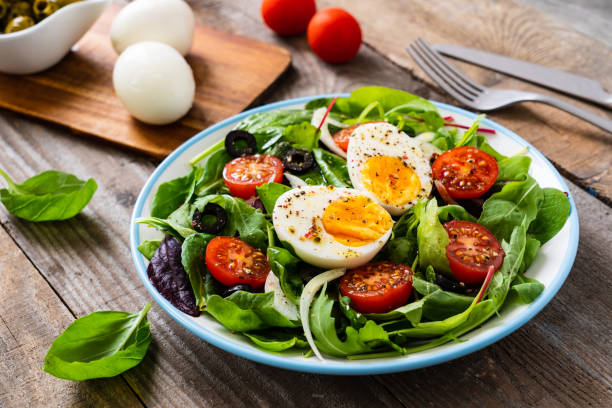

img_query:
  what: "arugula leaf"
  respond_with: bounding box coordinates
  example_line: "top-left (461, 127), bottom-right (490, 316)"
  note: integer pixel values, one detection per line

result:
top-left (416, 199), bottom-right (451, 276)
top-left (206, 291), bottom-right (299, 332)
top-left (137, 239), bottom-right (162, 260)
top-left (312, 148), bottom-right (351, 188)
top-left (528, 187), bottom-right (570, 244)
top-left (267, 246), bottom-right (303, 304)
top-left (478, 174), bottom-right (543, 243)
top-left (281, 122), bottom-right (320, 151)
top-left (256, 182), bottom-right (291, 214)
top-left (0, 169), bottom-right (97, 222)
top-left (338, 295), bottom-right (368, 328)
top-left (181, 233), bottom-right (213, 310)
top-left (437, 204), bottom-right (477, 223)
top-left (150, 167), bottom-right (202, 219)
top-left (42, 303), bottom-right (152, 381)
top-left (243, 330), bottom-right (309, 352)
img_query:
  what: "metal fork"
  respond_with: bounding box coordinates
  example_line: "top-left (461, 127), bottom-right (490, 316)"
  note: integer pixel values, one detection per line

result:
top-left (407, 38), bottom-right (612, 133)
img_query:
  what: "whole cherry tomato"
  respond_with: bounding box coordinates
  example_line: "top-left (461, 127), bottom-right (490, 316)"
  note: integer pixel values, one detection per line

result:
top-left (261, 0), bottom-right (316, 36)
top-left (307, 8), bottom-right (362, 63)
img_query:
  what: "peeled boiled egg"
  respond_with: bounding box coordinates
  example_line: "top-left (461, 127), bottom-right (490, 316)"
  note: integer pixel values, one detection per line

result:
top-left (347, 122), bottom-right (432, 216)
top-left (110, 0), bottom-right (195, 56)
top-left (272, 185), bottom-right (393, 269)
top-left (113, 42), bottom-right (195, 125)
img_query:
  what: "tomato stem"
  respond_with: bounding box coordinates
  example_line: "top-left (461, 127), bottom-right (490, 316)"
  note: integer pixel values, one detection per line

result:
top-left (316, 97), bottom-right (338, 131)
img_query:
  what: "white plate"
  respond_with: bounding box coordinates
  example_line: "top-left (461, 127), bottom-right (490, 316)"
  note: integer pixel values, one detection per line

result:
top-left (130, 95), bottom-right (579, 375)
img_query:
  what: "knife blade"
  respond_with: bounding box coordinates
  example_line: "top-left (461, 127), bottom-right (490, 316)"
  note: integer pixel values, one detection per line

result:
top-left (433, 44), bottom-right (612, 109)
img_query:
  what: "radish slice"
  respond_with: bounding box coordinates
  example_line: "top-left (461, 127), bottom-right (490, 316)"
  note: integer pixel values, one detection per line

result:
top-left (311, 108), bottom-right (348, 158)
top-left (284, 172), bottom-right (308, 187)
top-left (299, 268), bottom-right (346, 361)
top-left (264, 272), bottom-right (299, 321)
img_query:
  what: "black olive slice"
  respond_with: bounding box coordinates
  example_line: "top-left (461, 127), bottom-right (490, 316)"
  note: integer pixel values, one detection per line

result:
top-left (282, 148), bottom-right (314, 173)
top-left (435, 273), bottom-right (478, 295)
top-left (225, 130), bottom-right (256, 157)
top-left (192, 203), bottom-right (228, 234)
top-left (222, 284), bottom-right (253, 297)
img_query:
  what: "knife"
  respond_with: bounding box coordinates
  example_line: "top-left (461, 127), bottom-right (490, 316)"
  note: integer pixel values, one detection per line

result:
top-left (433, 44), bottom-right (612, 109)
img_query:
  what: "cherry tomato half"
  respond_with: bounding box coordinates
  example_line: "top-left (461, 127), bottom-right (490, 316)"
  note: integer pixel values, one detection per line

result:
top-left (205, 236), bottom-right (270, 289)
top-left (261, 0), bottom-right (316, 36)
top-left (307, 8), bottom-right (362, 64)
top-left (223, 154), bottom-right (284, 199)
top-left (444, 220), bottom-right (504, 284)
top-left (432, 146), bottom-right (498, 199)
top-left (339, 261), bottom-right (413, 314)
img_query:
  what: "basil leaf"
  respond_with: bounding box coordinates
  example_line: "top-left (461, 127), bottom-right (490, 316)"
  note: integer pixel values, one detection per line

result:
top-left (0, 169), bottom-right (97, 222)
top-left (42, 303), bottom-right (152, 381)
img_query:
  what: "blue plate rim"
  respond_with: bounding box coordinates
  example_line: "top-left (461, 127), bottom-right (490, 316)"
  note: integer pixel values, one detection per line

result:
top-left (130, 94), bottom-right (579, 375)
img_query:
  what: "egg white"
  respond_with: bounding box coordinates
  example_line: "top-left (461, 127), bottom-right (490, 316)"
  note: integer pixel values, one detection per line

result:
top-left (347, 122), bottom-right (432, 216)
top-left (272, 185), bottom-right (393, 269)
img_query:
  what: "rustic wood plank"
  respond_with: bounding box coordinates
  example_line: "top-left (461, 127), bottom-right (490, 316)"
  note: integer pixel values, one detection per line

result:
top-left (0, 3), bottom-right (291, 158)
top-left (0, 225), bottom-right (143, 408)
top-left (313, 0), bottom-right (612, 205)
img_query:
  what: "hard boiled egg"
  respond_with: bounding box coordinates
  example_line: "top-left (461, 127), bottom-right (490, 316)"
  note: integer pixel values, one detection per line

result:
top-left (110, 0), bottom-right (195, 56)
top-left (347, 122), bottom-right (432, 216)
top-left (113, 42), bottom-right (195, 125)
top-left (273, 185), bottom-right (393, 269)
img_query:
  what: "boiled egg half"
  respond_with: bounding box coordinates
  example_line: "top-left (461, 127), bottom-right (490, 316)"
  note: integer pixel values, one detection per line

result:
top-left (347, 122), bottom-right (432, 216)
top-left (272, 185), bottom-right (393, 269)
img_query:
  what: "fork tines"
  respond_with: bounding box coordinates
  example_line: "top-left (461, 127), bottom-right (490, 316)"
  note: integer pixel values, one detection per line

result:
top-left (407, 38), bottom-right (483, 105)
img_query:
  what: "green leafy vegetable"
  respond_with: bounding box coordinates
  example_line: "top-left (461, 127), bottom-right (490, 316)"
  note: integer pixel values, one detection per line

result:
top-left (150, 167), bottom-right (202, 219)
top-left (256, 182), bottom-right (291, 214)
top-left (0, 169), bottom-right (97, 222)
top-left (416, 199), bottom-right (451, 276)
top-left (243, 329), bottom-right (309, 352)
top-left (236, 109), bottom-right (314, 150)
top-left (137, 240), bottom-right (162, 260)
top-left (181, 233), bottom-right (213, 310)
top-left (497, 155), bottom-right (531, 181)
top-left (281, 122), bottom-right (320, 151)
top-left (42, 303), bottom-right (152, 381)
top-left (267, 246), bottom-right (303, 304)
top-left (528, 188), bottom-right (570, 244)
top-left (312, 148), bottom-right (351, 187)
top-left (455, 114), bottom-right (484, 147)
top-left (511, 274), bottom-right (545, 304)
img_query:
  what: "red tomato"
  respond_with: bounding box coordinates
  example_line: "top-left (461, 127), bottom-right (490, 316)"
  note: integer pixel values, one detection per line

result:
top-left (307, 8), bottom-right (362, 63)
top-left (432, 146), bottom-right (498, 199)
top-left (223, 154), bottom-right (284, 199)
top-left (331, 121), bottom-right (385, 152)
top-left (261, 0), bottom-right (316, 36)
top-left (444, 220), bottom-right (505, 284)
top-left (339, 262), bottom-right (413, 314)
top-left (205, 236), bottom-right (270, 289)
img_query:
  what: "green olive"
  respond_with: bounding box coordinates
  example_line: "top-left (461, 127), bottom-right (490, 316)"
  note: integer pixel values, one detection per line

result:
top-left (4, 15), bottom-right (34, 33)
top-left (32, 0), bottom-right (58, 21)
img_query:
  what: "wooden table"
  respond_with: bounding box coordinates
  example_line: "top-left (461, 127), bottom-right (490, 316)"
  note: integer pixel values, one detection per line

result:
top-left (1, 1), bottom-right (610, 406)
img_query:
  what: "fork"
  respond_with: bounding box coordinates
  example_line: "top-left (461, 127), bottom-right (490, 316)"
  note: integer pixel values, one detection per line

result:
top-left (407, 38), bottom-right (612, 133)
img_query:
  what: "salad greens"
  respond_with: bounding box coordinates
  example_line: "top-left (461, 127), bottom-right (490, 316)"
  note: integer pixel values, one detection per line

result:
top-left (136, 86), bottom-right (571, 360)
top-left (43, 303), bottom-right (152, 381)
top-left (0, 169), bottom-right (97, 221)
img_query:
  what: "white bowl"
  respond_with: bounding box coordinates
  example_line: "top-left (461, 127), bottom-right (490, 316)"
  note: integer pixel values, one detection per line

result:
top-left (0, 0), bottom-right (110, 74)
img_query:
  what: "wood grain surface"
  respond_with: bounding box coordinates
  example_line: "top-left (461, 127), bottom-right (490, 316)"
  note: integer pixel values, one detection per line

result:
top-left (0, 1), bottom-right (610, 407)
top-left (0, 3), bottom-right (291, 158)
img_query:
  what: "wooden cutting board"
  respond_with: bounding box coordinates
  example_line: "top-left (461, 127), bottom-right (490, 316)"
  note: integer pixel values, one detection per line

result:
top-left (0, 4), bottom-right (291, 158)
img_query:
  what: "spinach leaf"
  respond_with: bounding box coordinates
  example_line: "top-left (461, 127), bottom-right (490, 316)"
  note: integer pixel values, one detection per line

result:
top-left (0, 169), bottom-right (97, 222)
top-left (137, 240), bottom-right (162, 260)
top-left (430, 127), bottom-right (459, 151)
top-left (478, 174), bottom-right (543, 243)
top-left (194, 148), bottom-right (232, 196)
top-left (520, 235), bottom-right (541, 273)
top-left (486, 225), bottom-right (527, 308)
top-left (243, 329), bottom-right (309, 352)
top-left (236, 109), bottom-right (314, 150)
top-left (267, 246), bottom-right (303, 304)
top-left (148, 236), bottom-right (200, 316)
top-left (421, 289), bottom-right (473, 321)
top-left (206, 291), bottom-right (299, 332)
top-left (528, 187), bottom-right (570, 244)
top-left (42, 303), bottom-right (152, 381)
top-left (416, 199), bottom-right (451, 276)
top-left (383, 236), bottom-right (418, 265)
top-left (281, 122), bottom-right (320, 151)
top-left (136, 216), bottom-right (193, 240)
top-left (312, 148), bottom-right (351, 187)
top-left (366, 299), bottom-right (424, 326)
top-left (256, 182), bottom-right (291, 214)
top-left (181, 233), bottom-right (214, 310)
top-left (511, 274), bottom-right (545, 304)
top-left (497, 155), bottom-right (531, 181)
top-left (150, 167), bottom-right (202, 219)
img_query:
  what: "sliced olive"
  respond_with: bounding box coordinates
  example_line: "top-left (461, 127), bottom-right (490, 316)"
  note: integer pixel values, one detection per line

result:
top-left (225, 130), bottom-right (256, 157)
top-left (222, 284), bottom-right (253, 297)
top-left (191, 203), bottom-right (227, 234)
top-left (282, 148), bottom-right (314, 173)
top-left (435, 273), bottom-right (478, 295)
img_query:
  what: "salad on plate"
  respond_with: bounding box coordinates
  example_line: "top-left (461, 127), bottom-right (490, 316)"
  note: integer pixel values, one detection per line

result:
top-left (136, 86), bottom-right (570, 360)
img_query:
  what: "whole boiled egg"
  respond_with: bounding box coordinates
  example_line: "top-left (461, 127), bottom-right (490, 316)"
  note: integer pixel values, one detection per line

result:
top-left (113, 42), bottom-right (195, 125)
top-left (347, 122), bottom-right (432, 216)
top-left (273, 185), bottom-right (393, 269)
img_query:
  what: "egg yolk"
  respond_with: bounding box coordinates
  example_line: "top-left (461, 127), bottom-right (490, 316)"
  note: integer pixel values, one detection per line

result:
top-left (322, 195), bottom-right (393, 247)
top-left (361, 156), bottom-right (421, 206)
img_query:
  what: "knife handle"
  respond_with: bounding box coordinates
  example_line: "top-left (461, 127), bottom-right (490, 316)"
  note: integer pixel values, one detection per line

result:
top-left (536, 95), bottom-right (612, 133)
